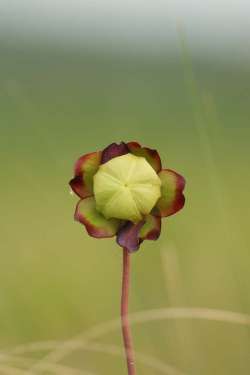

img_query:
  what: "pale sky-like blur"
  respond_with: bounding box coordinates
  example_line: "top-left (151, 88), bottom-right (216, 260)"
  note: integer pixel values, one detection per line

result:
top-left (0, 0), bottom-right (249, 55)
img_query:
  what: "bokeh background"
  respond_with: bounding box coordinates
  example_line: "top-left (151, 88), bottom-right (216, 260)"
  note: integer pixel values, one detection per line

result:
top-left (1, 1), bottom-right (250, 374)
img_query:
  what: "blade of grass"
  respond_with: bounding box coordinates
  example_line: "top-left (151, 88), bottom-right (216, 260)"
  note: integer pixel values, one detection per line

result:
top-left (6, 307), bottom-right (250, 372)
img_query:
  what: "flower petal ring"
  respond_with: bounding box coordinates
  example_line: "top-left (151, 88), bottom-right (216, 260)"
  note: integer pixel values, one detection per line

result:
top-left (69, 142), bottom-right (185, 252)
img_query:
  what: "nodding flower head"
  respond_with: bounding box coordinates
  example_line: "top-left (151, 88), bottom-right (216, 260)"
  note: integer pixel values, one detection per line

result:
top-left (69, 142), bottom-right (186, 252)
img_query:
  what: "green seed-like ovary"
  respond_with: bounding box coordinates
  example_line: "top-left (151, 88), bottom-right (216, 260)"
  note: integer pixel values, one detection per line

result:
top-left (93, 154), bottom-right (162, 222)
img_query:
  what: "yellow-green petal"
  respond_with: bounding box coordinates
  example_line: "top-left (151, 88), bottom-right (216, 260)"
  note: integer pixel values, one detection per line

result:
top-left (93, 153), bottom-right (162, 223)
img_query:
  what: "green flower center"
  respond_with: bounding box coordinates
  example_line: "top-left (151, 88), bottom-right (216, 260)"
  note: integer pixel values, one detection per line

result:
top-left (93, 153), bottom-right (162, 222)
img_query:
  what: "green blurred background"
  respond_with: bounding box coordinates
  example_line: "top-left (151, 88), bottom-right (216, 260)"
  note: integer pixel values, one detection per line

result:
top-left (0, 2), bottom-right (250, 373)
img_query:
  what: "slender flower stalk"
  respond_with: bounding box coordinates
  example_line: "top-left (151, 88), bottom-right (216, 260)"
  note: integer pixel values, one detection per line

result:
top-left (69, 141), bottom-right (186, 373)
top-left (121, 248), bottom-right (136, 375)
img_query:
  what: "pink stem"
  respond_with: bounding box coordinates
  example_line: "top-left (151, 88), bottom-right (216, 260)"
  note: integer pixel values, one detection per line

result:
top-left (121, 247), bottom-right (136, 375)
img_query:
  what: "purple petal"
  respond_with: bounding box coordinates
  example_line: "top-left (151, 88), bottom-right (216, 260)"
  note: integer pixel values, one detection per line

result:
top-left (116, 220), bottom-right (145, 252)
top-left (101, 142), bottom-right (129, 164)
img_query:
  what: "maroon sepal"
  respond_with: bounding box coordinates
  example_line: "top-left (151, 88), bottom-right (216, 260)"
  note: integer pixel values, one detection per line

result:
top-left (126, 141), bottom-right (162, 173)
top-left (74, 198), bottom-right (120, 238)
top-left (69, 175), bottom-right (89, 199)
top-left (70, 151), bottom-right (102, 199)
top-left (154, 169), bottom-right (186, 217)
top-left (101, 142), bottom-right (129, 164)
top-left (140, 215), bottom-right (162, 240)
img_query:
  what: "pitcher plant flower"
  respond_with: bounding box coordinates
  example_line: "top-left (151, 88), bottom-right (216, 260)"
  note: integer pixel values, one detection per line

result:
top-left (70, 141), bottom-right (185, 252)
top-left (69, 141), bottom-right (186, 375)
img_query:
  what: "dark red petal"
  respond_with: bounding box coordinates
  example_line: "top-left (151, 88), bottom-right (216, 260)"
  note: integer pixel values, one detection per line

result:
top-left (101, 142), bottom-right (129, 164)
top-left (139, 215), bottom-right (162, 240)
top-left (154, 169), bottom-right (186, 217)
top-left (75, 197), bottom-right (121, 238)
top-left (70, 151), bottom-right (102, 199)
top-left (116, 220), bottom-right (145, 252)
top-left (127, 142), bottom-right (162, 173)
